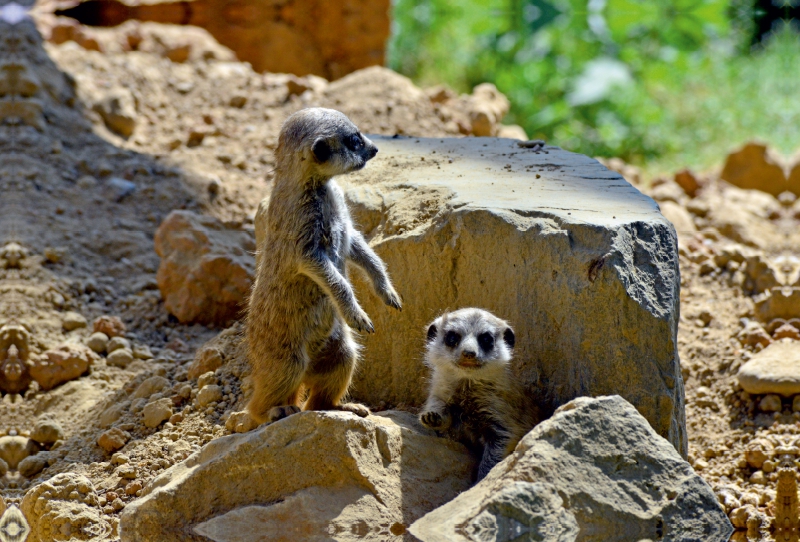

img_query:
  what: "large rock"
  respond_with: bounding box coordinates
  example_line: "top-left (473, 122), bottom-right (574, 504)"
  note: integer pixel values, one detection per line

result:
top-left (410, 396), bottom-right (732, 542)
top-left (154, 210), bottom-right (255, 325)
top-left (738, 341), bottom-right (800, 396)
top-left (257, 136), bottom-right (685, 455)
top-left (720, 142), bottom-right (787, 197)
top-left (119, 411), bottom-right (474, 541)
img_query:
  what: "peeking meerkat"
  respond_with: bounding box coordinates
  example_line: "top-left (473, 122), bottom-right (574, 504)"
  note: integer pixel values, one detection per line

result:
top-left (419, 308), bottom-right (541, 480)
top-left (247, 108), bottom-right (402, 424)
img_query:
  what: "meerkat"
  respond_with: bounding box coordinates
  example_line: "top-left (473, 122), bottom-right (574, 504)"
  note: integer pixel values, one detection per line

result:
top-left (419, 308), bottom-right (540, 480)
top-left (247, 107), bottom-right (402, 424)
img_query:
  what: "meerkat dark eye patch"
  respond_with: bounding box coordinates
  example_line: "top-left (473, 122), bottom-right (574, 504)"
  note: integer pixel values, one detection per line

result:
top-left (344, 133), bottom-right (363, 152)
top-left (312, 139), bottom-right (332, 162)
top-left (427, 324), bottom-right (438, 342)
top-left (477, 332), bottom-right (494, 352)
top-left (444, 330), bottom-right (461, 348)
top-left (503, 328), bottom-right (515, 349)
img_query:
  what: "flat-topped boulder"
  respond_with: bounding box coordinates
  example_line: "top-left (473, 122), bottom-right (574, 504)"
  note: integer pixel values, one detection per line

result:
top-left (255, 136), bottom-right (685, 455)
top-left (738, 341), bottom-right (800, 396)
top-left (119, 411), bottom-right (474, 541)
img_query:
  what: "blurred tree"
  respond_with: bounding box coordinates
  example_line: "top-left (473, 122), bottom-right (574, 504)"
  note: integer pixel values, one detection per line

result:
top-left (389, 0), bottom-right (800, 173)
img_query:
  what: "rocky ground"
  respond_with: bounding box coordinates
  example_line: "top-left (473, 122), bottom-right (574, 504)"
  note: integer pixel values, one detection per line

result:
top-left (603, 146), bottom-right (800, 540)
top-left (0, 11), bottom-right (799, 542)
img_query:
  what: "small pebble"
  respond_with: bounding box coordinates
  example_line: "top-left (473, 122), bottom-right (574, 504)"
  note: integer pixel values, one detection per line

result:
top-left (758, 394), bottom-right (782, 412)
top-left (107, 337), bottom-right (131, 353)
top-left (197, 385), bottom-right (223, 407)
top-left (62, 312), bottom-right (87, 331)
top-left (107, 348), bottom-right (134, 368)
top-left (197, 371), bottom-right (217, 390)
top-left (86, 332), bottom-right (109, 353)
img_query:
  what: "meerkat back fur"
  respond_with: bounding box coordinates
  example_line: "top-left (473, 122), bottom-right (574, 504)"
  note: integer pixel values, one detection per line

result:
top-left (419, 308), bottom-right (540, 480)
top-left (247, 108), bottom-right (402, 424)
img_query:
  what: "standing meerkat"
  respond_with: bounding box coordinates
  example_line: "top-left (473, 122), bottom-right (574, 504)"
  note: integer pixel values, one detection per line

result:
top-left (247, 108), bottom-right (402, 424)
top-left (419, 308), bottom-right (541, 480)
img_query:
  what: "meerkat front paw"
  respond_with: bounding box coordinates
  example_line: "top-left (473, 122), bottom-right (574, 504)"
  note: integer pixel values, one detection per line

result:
top-left (349, 307), bottom-right (374, 333)
top-left (268, 405), bottom-right (301, 423)
top-left (419, 410), bottom-right (450, 431)
top-left (381, 286), bottom-right (402, 311)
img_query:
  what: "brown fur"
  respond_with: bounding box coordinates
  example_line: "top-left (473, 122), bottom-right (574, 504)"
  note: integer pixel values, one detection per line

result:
top-left (247, 108), bottom-right (401, 424)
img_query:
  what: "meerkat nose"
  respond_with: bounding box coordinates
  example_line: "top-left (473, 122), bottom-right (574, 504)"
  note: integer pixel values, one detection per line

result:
top-left (462, 350), bottom-right (476, 360)
top-left (368, 145), bottom-right (378, 159)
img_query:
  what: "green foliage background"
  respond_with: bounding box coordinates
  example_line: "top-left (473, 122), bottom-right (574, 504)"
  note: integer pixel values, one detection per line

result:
top-left (388, 0), bottom-right (800, 175)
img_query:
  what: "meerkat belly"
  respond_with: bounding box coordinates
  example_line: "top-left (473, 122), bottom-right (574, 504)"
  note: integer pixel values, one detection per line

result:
top-left (317, 190), bottom-right (350, 273)
top-left (450, 382), bottom-right (507, 447)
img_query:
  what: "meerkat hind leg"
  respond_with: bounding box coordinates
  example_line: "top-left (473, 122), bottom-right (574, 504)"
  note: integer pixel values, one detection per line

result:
top-left (304, 324), bottom-right (369, 417)
top-left (247, 350), bottom-right (306, 424)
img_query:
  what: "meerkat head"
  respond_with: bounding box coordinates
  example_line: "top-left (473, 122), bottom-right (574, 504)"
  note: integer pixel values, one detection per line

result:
top-left (425, 308), bottom-right (515, 377)
top-left (277, 107), bottom-right (378, 180)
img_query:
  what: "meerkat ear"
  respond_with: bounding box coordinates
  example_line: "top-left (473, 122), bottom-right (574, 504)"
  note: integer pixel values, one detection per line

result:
top-left (427, 324), bottom-right (438, 342)
top-left (503, 328), bottom-right (515, 349)
top-left (312, 139), bottom-right (332, 163)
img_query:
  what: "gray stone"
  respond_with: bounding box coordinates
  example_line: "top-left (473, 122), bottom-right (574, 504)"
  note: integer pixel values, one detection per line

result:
top-left (738, 341), bottom-right (800, 396)
top-left (410, 395), bottom-right (732, 542)
top-left (453, 481), bottom-right (578, 542)
top-left (257, 136), bottom-right (685, 455)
